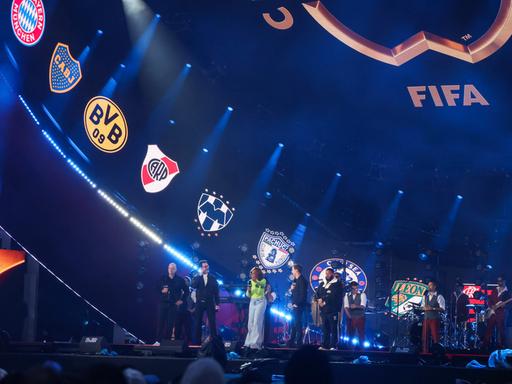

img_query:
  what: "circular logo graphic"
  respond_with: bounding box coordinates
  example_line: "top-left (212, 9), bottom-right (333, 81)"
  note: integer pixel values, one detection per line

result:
top-left (11, 0), bottom-right (45, 46)
top-left (84, 96), bottom-right (128, 153)
top-left (309, 258), bottom-right (367, 292)
top-left (148, 159), bottom-right (168, 181)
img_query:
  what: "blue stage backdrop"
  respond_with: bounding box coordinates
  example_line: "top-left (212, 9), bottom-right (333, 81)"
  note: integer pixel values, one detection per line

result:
top-left (1, 0), bottom-right (512, 341)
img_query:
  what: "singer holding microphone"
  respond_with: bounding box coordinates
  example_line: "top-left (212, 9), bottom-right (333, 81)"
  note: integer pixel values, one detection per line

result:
top-left (244, 267), bottom-right (270, 351)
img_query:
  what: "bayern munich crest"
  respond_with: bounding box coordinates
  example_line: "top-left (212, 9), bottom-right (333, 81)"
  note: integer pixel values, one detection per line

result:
top-left (141, 145), bottom-right (179, 193)
top-left (11, 0), bottom-right (46, 47)
top-left (195, 189), bottom-right (235, 237)
top-left (309, 258), bottom-right (367, 292)
top-left (254, 228), bottom-right (295, 273)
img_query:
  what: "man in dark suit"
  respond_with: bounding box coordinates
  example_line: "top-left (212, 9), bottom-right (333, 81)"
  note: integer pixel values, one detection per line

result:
top-left (156, 263), bottom-right (188, 342)
top-left (288, 264), bottom-right (308, 347)
top-left (191, 260), bottom-right (220, 344)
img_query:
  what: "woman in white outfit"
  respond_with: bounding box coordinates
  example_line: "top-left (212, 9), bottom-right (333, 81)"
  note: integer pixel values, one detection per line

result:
top-left (244, 267), bottom-right (269, 350)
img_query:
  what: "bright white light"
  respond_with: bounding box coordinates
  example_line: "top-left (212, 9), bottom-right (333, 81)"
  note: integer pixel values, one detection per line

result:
top-left (97, 190), bottom-right (129, 217)
top-left (163, 244), bottom-right (196, 269)
top-left (19, 95), bottom-right (40, 125)
top-left (130, 217), bottom-right (162, 244)
top-left (67, 159), bottom-right (96, 188)
top-left (363, 341), bottom-right (371, 348)
top-left (270, 307), bottom-right (292, 321)
top-left (352, 338), bottom-right (359, 345)
top-left (234, 289), bottom-right (242, 297)
top-left (42, 130), bottom-right (66, 159)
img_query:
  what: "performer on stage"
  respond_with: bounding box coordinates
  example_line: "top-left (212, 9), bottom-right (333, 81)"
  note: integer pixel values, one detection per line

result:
top-left (421, 279), bottom-right (445, 353)
top-left (175, 276), bottom-right (194, 343)
top-left (244, 267), bottom-right (270, 350)
top-left (315, 267), bottom-right (343, 350)
top-left (483, 275), bottom-right (511, 349)
top-left (156, 263), bottom-right (188, 342)
top-left (344, 281), bottom-right (367, 345)
top-left (192, 260), bottom-right (220, 344)
top-left (288, 264), bottom-right (308, 347)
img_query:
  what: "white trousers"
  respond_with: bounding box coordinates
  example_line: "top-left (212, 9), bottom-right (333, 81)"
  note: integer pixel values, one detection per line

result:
top-left (244, 297), bottom-right (267, 349)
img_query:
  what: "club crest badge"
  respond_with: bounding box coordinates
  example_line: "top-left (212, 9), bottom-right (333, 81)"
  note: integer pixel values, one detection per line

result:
top-left (141, 145), bottom-right (179, 193)
top-left (50, 43), bottom-right (82, 93)
top-left (385, 279), bottom-right (428, 317)
top-left (11, 0), bottom-right (45, 47)
top-left (195, 189), bottom-right (235, 237)
top-left (254, 228), bottom-right (295, 273)
top-left (309, 258), bottom-right (367, 292)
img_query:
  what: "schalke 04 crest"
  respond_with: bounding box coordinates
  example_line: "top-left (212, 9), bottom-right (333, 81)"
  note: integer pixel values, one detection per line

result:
top-left (195, 189), bottom-right (235, 237)
top-left (254, 228), bottom-right (295, 273)
top-left (309, 258), bottom-right (367, 292)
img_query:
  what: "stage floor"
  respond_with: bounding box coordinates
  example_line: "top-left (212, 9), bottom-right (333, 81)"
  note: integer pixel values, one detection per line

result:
top-left (1, 344), bottom-right (511, 383)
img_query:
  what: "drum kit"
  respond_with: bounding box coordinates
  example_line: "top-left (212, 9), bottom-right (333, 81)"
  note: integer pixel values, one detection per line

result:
top-left (397, 302), bottom-right (487, 351)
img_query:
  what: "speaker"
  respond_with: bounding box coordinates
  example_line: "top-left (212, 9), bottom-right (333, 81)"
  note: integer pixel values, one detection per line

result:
top-left (79, 336), bottom-right (107, 354)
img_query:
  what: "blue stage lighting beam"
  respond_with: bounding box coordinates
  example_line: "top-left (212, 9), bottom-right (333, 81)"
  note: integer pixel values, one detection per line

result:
top-left (121, 15), bottom-right (160, 86)
top-left (147, 63), bottom-right (192, 133)
top-left (100, 64), bottom-right (126, 98)
top-left (316, 172), bottom-right (342, 219)
top-left (374, 190), bottom-right (404, 243)
top-left (434, 195), bottom-right (464, 251)
top-left (249, 143), bottom-right (284, 200)
top-left (78, 29), bottom-right (104, 65)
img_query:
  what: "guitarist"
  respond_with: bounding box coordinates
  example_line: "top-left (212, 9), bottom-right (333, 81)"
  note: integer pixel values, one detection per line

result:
top-left (483, 276), bottom-right (511, 349)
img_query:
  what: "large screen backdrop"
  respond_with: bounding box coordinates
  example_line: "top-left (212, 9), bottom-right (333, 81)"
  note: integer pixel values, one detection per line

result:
top-left (1, 0), bottom-right (512, 340)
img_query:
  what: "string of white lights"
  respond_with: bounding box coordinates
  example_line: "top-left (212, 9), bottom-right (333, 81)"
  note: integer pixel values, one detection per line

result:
top-left (0, 223), bottom-right (144, 344)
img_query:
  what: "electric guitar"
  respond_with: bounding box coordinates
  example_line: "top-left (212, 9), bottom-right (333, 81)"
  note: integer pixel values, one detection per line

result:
top-left (485, 297), bottom-right (512, 320)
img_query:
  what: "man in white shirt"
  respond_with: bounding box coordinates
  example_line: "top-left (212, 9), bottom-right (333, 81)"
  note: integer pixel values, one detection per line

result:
top-left (343, 281), bottom-right (367, 345)
top-left (421, 279), bottom-right (445, 353)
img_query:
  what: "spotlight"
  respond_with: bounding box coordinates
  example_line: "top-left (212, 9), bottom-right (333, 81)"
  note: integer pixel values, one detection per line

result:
top-left (351, 338), bottom-right (359, 346)
top-left (234, 289), bottom-right (243, 297)
top-left (155, 13), bottom-right (161, 19)
top-left (169, 119), bottom-right (175, 125)
top-left (305, 212), bottom-right (311, 217)
top-left (202, 148), bottom-right (209, 153)
top-left (398, 190), bottom-right (404, 195)
top-left (375, 241), bottom-right (384, 249)
top-left (227, 106), bottom-right (234, 112)
top-left (185, 63), bottom-right (192, 68)
top-left (96, 29), bottom-right (103, 36)
top-left (419, 252), bottom-right (429, 261)
top-left (363, 341), bottom-right (371, 348)
top-left (278, 143), bottom-right (284, 148)
top-left (485, 264), bottom-right (493, 271)
top-left (457, 195), bottom-right (463, 200)
top-left (264, 191), bottom-right (272, 199)
top-left (336, 172), bottom-right (342, 177)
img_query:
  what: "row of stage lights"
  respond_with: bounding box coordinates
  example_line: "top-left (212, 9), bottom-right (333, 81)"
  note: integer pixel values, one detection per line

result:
top-left (19, 94), bottom-right (211, 278)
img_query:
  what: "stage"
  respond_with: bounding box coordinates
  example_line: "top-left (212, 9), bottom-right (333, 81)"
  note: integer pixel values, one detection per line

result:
top-left (1, 343), bottom-right (512, 383)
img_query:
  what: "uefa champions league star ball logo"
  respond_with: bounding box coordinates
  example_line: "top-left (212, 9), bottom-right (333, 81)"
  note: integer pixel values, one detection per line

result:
top-left (254, 228), bottom-right (295, 273)
top-left (195, 189), bottom-right (235, 237)
top-left (11, 0), bottom-right (45, 46)
top-left (309, 258), bottom-right (367, 292)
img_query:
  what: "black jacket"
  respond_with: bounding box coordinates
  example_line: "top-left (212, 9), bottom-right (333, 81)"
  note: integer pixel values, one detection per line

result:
top-left (315, 279), bottom-right (343, 314)
top-left (192, 274), bottom-right (220, 306)
top-left (158, 274), bottom-right (188, 304)
top-left (291, 274), bottom-right (308, 307)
